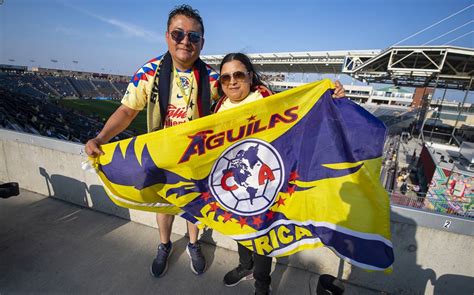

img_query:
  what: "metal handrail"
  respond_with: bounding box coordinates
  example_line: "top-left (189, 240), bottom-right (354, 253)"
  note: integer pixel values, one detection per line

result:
top-left (389, 190), bottom-right (473, 219)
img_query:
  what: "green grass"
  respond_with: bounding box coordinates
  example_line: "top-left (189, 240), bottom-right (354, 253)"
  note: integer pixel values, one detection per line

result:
top-left (56, 99), bottom-right (147, 134)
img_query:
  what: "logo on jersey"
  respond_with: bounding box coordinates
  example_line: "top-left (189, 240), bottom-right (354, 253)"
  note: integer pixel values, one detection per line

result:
top-left (209, 139), bottom-right (284, 216)
top-left (179, 76), bottom-right (191, 90)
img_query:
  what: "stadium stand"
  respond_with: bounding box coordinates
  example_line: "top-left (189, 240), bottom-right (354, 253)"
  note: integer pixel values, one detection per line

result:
top-left (91, 79), bottom-right (122, 99)
top-left (68, 77), bottom-right (102, 98)
top-left (22, 73), bottom-right (57, 97)
top-left (43, 76), bottom-right (78, 97)
top-left (0, 73), bottom-right (49, 99)
top-left (0, 70), bottom-right (134, 143)
top-left (112, 81), bottom-right (128, 94)
top-left (0, 87), bottom-right (134, 143)
top-left (0, 69), bottom-right (130, 100)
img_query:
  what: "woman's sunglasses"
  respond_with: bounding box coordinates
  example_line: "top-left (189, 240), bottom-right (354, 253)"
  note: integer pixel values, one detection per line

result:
top-left (170, 30), bottom-right (202, 44)
top-left (219, 71), bottom-right (250, 85)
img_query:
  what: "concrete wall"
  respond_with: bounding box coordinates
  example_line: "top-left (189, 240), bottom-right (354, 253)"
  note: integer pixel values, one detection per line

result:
top-left (1, 129), bottom-right (473, 294)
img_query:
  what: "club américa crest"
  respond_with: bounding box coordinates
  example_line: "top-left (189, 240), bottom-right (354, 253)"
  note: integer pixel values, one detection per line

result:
top-left (209, 139), bottom-right (284, 216)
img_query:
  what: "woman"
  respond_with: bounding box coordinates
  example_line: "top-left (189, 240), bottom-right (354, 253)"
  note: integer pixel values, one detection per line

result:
top-left (214, 53), bottom-right (272, 113)
top-left (214, 53), bottom-right (272, 294)
top-left (215, 52), bottom-right (273, 295)
top-left (216, 53), bottom-right (346, 295)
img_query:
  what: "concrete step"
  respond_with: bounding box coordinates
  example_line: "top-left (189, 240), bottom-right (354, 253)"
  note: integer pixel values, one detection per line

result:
top-left (0, 189), bottom-right (377, 294)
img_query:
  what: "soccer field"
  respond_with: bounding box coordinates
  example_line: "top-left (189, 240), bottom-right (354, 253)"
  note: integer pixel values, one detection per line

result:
top-left (57, 99), bottom-right (147, 134)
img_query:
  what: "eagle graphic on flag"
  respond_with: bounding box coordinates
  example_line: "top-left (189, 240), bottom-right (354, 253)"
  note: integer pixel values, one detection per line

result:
top-left (90, 79), bottom-right (394, 271)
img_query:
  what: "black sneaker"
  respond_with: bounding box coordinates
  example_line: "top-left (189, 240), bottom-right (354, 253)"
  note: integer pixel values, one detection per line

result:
top-left (150, 242), bottom-right (173, 277)
top-left (223, 264), bottom-right (254, 287)
top-left (186, 242), bottom-right (206, 274)
top-left (316, 274), bottom-right (344, 295)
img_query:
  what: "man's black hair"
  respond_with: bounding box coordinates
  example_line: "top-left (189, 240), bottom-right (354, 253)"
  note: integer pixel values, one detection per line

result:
top-left (167, 4), bottom-right (204, 34)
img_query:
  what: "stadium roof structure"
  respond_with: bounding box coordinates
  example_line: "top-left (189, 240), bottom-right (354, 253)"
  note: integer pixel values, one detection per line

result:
top-left (344, 46), bottom-right (474, 90)
top-left (201, 50), bottom-right (380, 74)
top-left (0, 64), bottom-right (27, 72)
top-left (376, 86), bottom-right (412, 93)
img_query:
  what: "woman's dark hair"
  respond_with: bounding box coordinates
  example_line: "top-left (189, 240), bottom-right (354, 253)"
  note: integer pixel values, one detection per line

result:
top-left (218, 53), bottom-right (266, 97)
top-left (168, 4), bottom-right (204, 34)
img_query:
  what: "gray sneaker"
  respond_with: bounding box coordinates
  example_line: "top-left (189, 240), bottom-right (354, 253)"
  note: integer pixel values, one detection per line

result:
top-left (186, 242), bottom-right (206, 274)
top-left (150, 242), bottom-right (173, 277)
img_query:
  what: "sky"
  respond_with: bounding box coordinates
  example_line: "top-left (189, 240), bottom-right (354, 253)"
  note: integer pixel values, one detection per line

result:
top-left (0, 0), bottom-right (473, 100)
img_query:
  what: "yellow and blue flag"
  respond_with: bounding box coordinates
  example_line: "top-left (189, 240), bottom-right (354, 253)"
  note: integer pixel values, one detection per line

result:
top-left (91, 79), bottom-right (394, 271)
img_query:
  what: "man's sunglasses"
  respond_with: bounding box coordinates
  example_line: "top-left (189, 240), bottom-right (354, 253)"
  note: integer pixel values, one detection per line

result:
top-left (170, 30), bottom-right (202, 44)
top-left (219, 71), bottom-right (250, 85)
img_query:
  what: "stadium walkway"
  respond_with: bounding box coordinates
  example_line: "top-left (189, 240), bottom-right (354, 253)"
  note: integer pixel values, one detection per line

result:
top-left (0, 189), bottom-right (377, 294)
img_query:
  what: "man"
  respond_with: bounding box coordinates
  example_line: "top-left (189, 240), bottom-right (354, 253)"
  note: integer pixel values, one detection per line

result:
top-left (85, 5), bottom-right (219, 277)
top-left (86, 3), bottom-right (346, 284)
